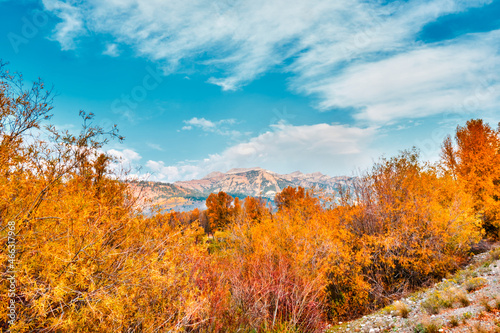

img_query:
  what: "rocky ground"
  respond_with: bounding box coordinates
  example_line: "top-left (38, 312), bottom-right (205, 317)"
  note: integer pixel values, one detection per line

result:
top-left (328, 245), bottom-right (500, 333)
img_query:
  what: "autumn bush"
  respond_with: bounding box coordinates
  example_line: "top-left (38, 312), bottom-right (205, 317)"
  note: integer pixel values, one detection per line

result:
top-left (0, 63), bottom-right (492, 331)
top-left (442, 119), bottom-right (500, 237)
top-left (334, 149), bottom-right (482, 309)
top-left (209, 201), bottom-right (369, 331)
top-left (0, 65), bottom-right (218, 332)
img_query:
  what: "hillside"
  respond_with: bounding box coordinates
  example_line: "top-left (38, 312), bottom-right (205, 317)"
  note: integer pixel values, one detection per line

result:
top-left (329, 244), bottom-right (500, 333)
top-left (128, 180), bottom-right (205, 211)
top-left (130, 167), bottom-right (355, 210)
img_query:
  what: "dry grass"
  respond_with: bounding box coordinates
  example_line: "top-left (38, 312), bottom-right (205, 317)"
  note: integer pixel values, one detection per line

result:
top-left (464, 277), bottom-right (487, 293)
top-left (394, 301), bottom-right (410, 318)
top-left (489, 247), bottom-right (500, 261)
top-left (479, 296), bottom-right (493, 312)
top-left (421, 297), bottom-right (442, 315)
top-left (471, 321), bottom-right (493, 333)
top-left (444, 287), bottom-right (470, 307)
top-left (414, 317), bottom-right (442, 333)
top-left (494, 295), bottom-right (500, 310)
top-left (449, 316), bottom-right (459, 327)
top-left (421, 287), bottom-right (470, 314)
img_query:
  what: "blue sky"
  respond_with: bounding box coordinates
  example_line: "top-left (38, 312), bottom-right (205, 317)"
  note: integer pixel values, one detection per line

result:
top-left (1, 0), bottom-right (499, 181)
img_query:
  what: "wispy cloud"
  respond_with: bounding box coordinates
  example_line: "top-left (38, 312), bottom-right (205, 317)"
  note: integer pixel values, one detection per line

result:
top-left (43, 0), bottom-right (86, 50)
top-left (146, 123), bottom-right (377, 182)
top-left (145, 161), bottom-right (201, 183)
top-left (103, 43), bottom-right (119, 57)
top-left (107, 148), bottom-right (141, 163)
top-left (300, 30), bottom-right (500, 124)
top-left (182, 117), bottom-right (239, 136)
top-left (147, 142), bottom-right (164, 151)
top-left (107, 148), bottom-right (143, 176)
top-left (183, 117), bottom-right (217, 131)
top-left (42, 0), bottom-right (496, 123)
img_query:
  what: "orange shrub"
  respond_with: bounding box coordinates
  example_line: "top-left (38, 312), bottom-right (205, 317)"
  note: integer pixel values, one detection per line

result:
top-left (336, 149), bottom-right (482, 306)
top-left (442, 119), bottom-right (500, 237)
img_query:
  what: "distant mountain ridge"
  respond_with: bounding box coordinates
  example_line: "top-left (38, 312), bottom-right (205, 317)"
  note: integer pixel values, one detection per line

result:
top-left (130, 167), bottom-right (355, 211)
top-left (175, 167), bottom-right (354, 198)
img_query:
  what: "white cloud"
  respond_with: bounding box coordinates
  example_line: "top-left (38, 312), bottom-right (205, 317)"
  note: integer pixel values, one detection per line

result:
top-left (43, 0), bottom-right (86, 50)
top-left (103, 43), bottom-right (120, 57)
top-left (301, 30), bottom-right (500, 123)
top-left (145, 160), bottom-right (202, 183)
top-left (108, 148), bottom-right (141, 162)
top-left (183, 117), bottom-right (216, 131)
top-left (107, 148), bottom-right (142, 176)
top-left (145, 123), bottom-right (377, 182)
top-left (42, 0), bottom-right (496, 123)
top-left (182, 117), bottom-right (239, 136)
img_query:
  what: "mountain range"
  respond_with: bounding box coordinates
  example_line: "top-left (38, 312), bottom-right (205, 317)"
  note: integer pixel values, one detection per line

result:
top-left (129, 167), bottom-right (355, 211)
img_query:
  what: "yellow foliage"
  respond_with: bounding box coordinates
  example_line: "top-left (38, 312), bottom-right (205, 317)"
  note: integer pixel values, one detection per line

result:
top-left (442, 119), bottom-right (500, 236)
top-left (0, 65), bottom-right (491, 331)
top-left (336, 149), bottom-right (482, 307)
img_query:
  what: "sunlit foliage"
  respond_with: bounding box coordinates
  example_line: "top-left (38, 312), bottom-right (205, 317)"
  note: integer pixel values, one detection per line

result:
top-left (0, 64), bottom-right (491, 331)
top-left (335, 149), bottom-right (482, 309)
top-left (206, 191), bottom-right (238, 234)
top-left (441, 119), bottom-right (500, 237)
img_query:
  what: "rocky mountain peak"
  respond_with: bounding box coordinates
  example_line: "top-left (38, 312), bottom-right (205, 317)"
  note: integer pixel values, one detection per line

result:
top-left (131, 167), bottom-right (355, 211)
top-left (174, 167), bottom-right (350, 199)
top-left (203, 171), bottom-right (225, 179)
